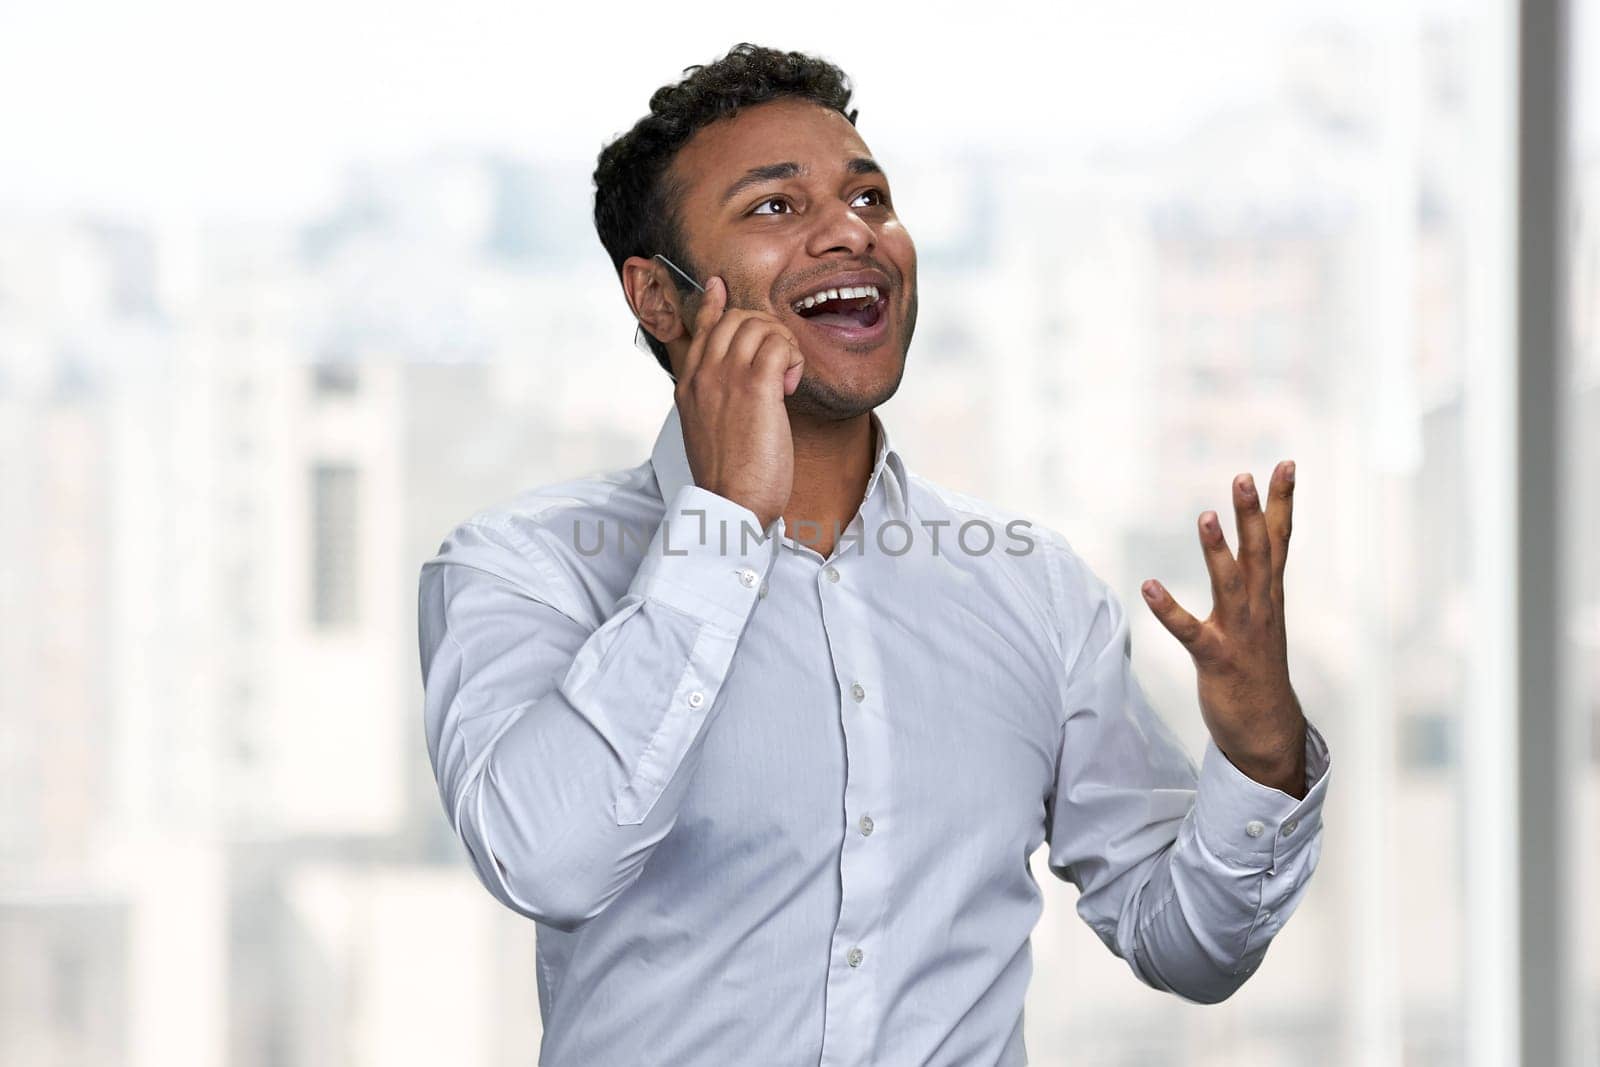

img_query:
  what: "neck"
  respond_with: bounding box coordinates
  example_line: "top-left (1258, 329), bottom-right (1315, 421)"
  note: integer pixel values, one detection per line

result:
top-left (782, 410), bottom-right (878, 559)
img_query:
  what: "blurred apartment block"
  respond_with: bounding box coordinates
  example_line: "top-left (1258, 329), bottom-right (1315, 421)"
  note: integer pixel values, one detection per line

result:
top-left (0, 25), bottom-right (1594, 1067)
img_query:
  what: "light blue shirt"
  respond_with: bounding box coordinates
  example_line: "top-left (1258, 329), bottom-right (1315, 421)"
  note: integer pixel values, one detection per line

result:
top-left (417, 401), bottom-right (1332, 1066)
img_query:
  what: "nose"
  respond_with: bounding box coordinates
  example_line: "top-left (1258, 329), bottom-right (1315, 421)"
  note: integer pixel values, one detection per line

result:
top-left (805, 196), bottom-right (877, 259)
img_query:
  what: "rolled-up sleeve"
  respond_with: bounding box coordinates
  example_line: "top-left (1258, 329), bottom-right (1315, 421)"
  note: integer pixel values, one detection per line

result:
top-left (418, 484), bottom-right (779, 929)
top-left (1042, 539), bottom-right (1331, 1004)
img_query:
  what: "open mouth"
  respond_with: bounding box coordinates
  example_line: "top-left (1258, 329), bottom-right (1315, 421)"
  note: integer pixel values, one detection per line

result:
top-left (789, 283), bottom-right (888, 340)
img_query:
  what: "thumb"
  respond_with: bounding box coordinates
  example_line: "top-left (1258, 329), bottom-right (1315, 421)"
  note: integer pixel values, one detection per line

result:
top-left (1141, 580), bottom-right (1208, 657)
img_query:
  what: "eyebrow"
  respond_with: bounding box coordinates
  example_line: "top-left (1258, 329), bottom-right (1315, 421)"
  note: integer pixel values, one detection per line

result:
top-left (718, 157), bottom-right (885, 206)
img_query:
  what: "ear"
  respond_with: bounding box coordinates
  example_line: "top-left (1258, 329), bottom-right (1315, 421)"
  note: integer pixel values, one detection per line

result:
top-left (623, 256), bottom-right (690, 347)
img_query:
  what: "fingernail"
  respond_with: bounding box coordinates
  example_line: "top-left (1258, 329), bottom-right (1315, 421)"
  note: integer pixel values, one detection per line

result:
top-left (1142, 581), bottom-right (1160, 602)
top-left (1203, 512), bottom-right (1220, 534)
top-left (1239, 474), bottom-right (1257, 501)
top-left (1284, 461), bottom-right (1295, 485)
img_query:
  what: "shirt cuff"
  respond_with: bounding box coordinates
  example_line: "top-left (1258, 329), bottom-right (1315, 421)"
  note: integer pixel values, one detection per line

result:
top-left (626, 483), bottom-right (781, 635)
top-left (1193, 718), bottom-right (1331, 872)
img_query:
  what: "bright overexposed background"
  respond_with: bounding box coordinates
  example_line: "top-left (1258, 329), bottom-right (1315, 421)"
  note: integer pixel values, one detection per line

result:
top-left (1, 3), bottom-right (1594, 1065)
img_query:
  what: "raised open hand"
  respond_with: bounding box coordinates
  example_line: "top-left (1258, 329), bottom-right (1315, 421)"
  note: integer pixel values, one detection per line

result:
top-left (1139, 460), bottom-right (1308, 797)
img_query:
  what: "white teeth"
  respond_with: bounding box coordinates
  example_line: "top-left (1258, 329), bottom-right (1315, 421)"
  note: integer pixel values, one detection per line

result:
top-left (791, 282), bottom-right (883, 311)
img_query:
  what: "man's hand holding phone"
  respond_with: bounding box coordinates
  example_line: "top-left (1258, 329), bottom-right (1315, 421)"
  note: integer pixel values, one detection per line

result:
top-left (675, 276), bottom-right (805, 531)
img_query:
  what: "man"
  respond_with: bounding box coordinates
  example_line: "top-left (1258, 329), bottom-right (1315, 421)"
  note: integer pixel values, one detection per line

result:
top-left (418, 42), bottom-right (1330, 1066)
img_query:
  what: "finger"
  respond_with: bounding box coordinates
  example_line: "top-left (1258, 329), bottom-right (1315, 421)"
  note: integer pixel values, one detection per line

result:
top-left (724, 315), bottom-right (780, 370)
top-left (1232, 472), bottom-right (1272, 616)
top-left (1264, 460), bottom-right (1295, 610)
top-left (723, 313), bottom-right (784, 367)
top-left (1140, 580), bottom-right (1214, 661)
top-left (748, 320), bottom-right (805, 394)
top-left (1199, 509), bottom-right (1247, 629)
top-left (781, 338), bottom-right (805, 395)
top-left (680, 276), bottom-right (727, 382)
top-left (750, 331), bottom-right (801, 393)
top-left (697, 301), bottom-right (754, 379)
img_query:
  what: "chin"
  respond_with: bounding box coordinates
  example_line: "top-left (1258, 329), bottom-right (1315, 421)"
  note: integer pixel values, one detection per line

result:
top-left (789, 349), bottom-right (906, 417)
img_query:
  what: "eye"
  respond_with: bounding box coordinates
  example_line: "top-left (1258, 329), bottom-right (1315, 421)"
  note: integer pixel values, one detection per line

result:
top-left (751, 195), bottom-right (793, 216)
top-left (853, 188), bottom-right (890, 208)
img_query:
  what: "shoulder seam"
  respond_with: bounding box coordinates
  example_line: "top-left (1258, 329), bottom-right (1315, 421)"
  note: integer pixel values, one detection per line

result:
top-left (449, 520), bottom-right (589, 627)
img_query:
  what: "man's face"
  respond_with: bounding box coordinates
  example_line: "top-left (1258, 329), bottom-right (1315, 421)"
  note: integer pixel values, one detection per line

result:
top-left (660, 97), bottom-right (918, 418)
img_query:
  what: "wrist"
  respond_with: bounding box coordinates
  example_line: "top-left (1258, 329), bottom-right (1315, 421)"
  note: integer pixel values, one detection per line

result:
top-left (1221, 736), bottom-right (1308, 798)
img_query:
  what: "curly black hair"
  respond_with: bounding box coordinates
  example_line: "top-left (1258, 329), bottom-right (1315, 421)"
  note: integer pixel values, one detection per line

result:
top-left (592, 43), bottom-right (859, 378)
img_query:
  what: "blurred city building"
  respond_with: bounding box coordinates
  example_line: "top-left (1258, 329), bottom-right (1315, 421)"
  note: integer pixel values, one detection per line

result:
top-left (0, 21), bottom-right (1594, 1067)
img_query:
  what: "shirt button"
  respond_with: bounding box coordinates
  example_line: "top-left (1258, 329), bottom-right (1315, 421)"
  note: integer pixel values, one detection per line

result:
top-left (847, 946), bottom-right (864, 967)
top-left (739, 568), bottom-right (757, 587)
top-left (850, 682), bottom-right (866, 703)
top-left (758, 580), bottom-right (769, 598)
top-left (1245, 820), bottom-right (1265, 838)
top-left (825, 566), bottom-right (840, 583)
top-left (859, 814), bottom-right (875, 836)
top-left (1281, 819), bottom-right (1299, 837)
top-left (687, 691), bottom-right (705, 709)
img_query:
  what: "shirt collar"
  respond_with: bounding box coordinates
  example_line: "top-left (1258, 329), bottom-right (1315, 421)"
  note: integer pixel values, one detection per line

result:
top-left (649, 401), bottom-right (909, 519)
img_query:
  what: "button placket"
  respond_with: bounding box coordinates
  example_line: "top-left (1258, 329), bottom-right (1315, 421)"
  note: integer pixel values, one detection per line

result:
top-left (816, 553), bottom-right (891, 1065)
